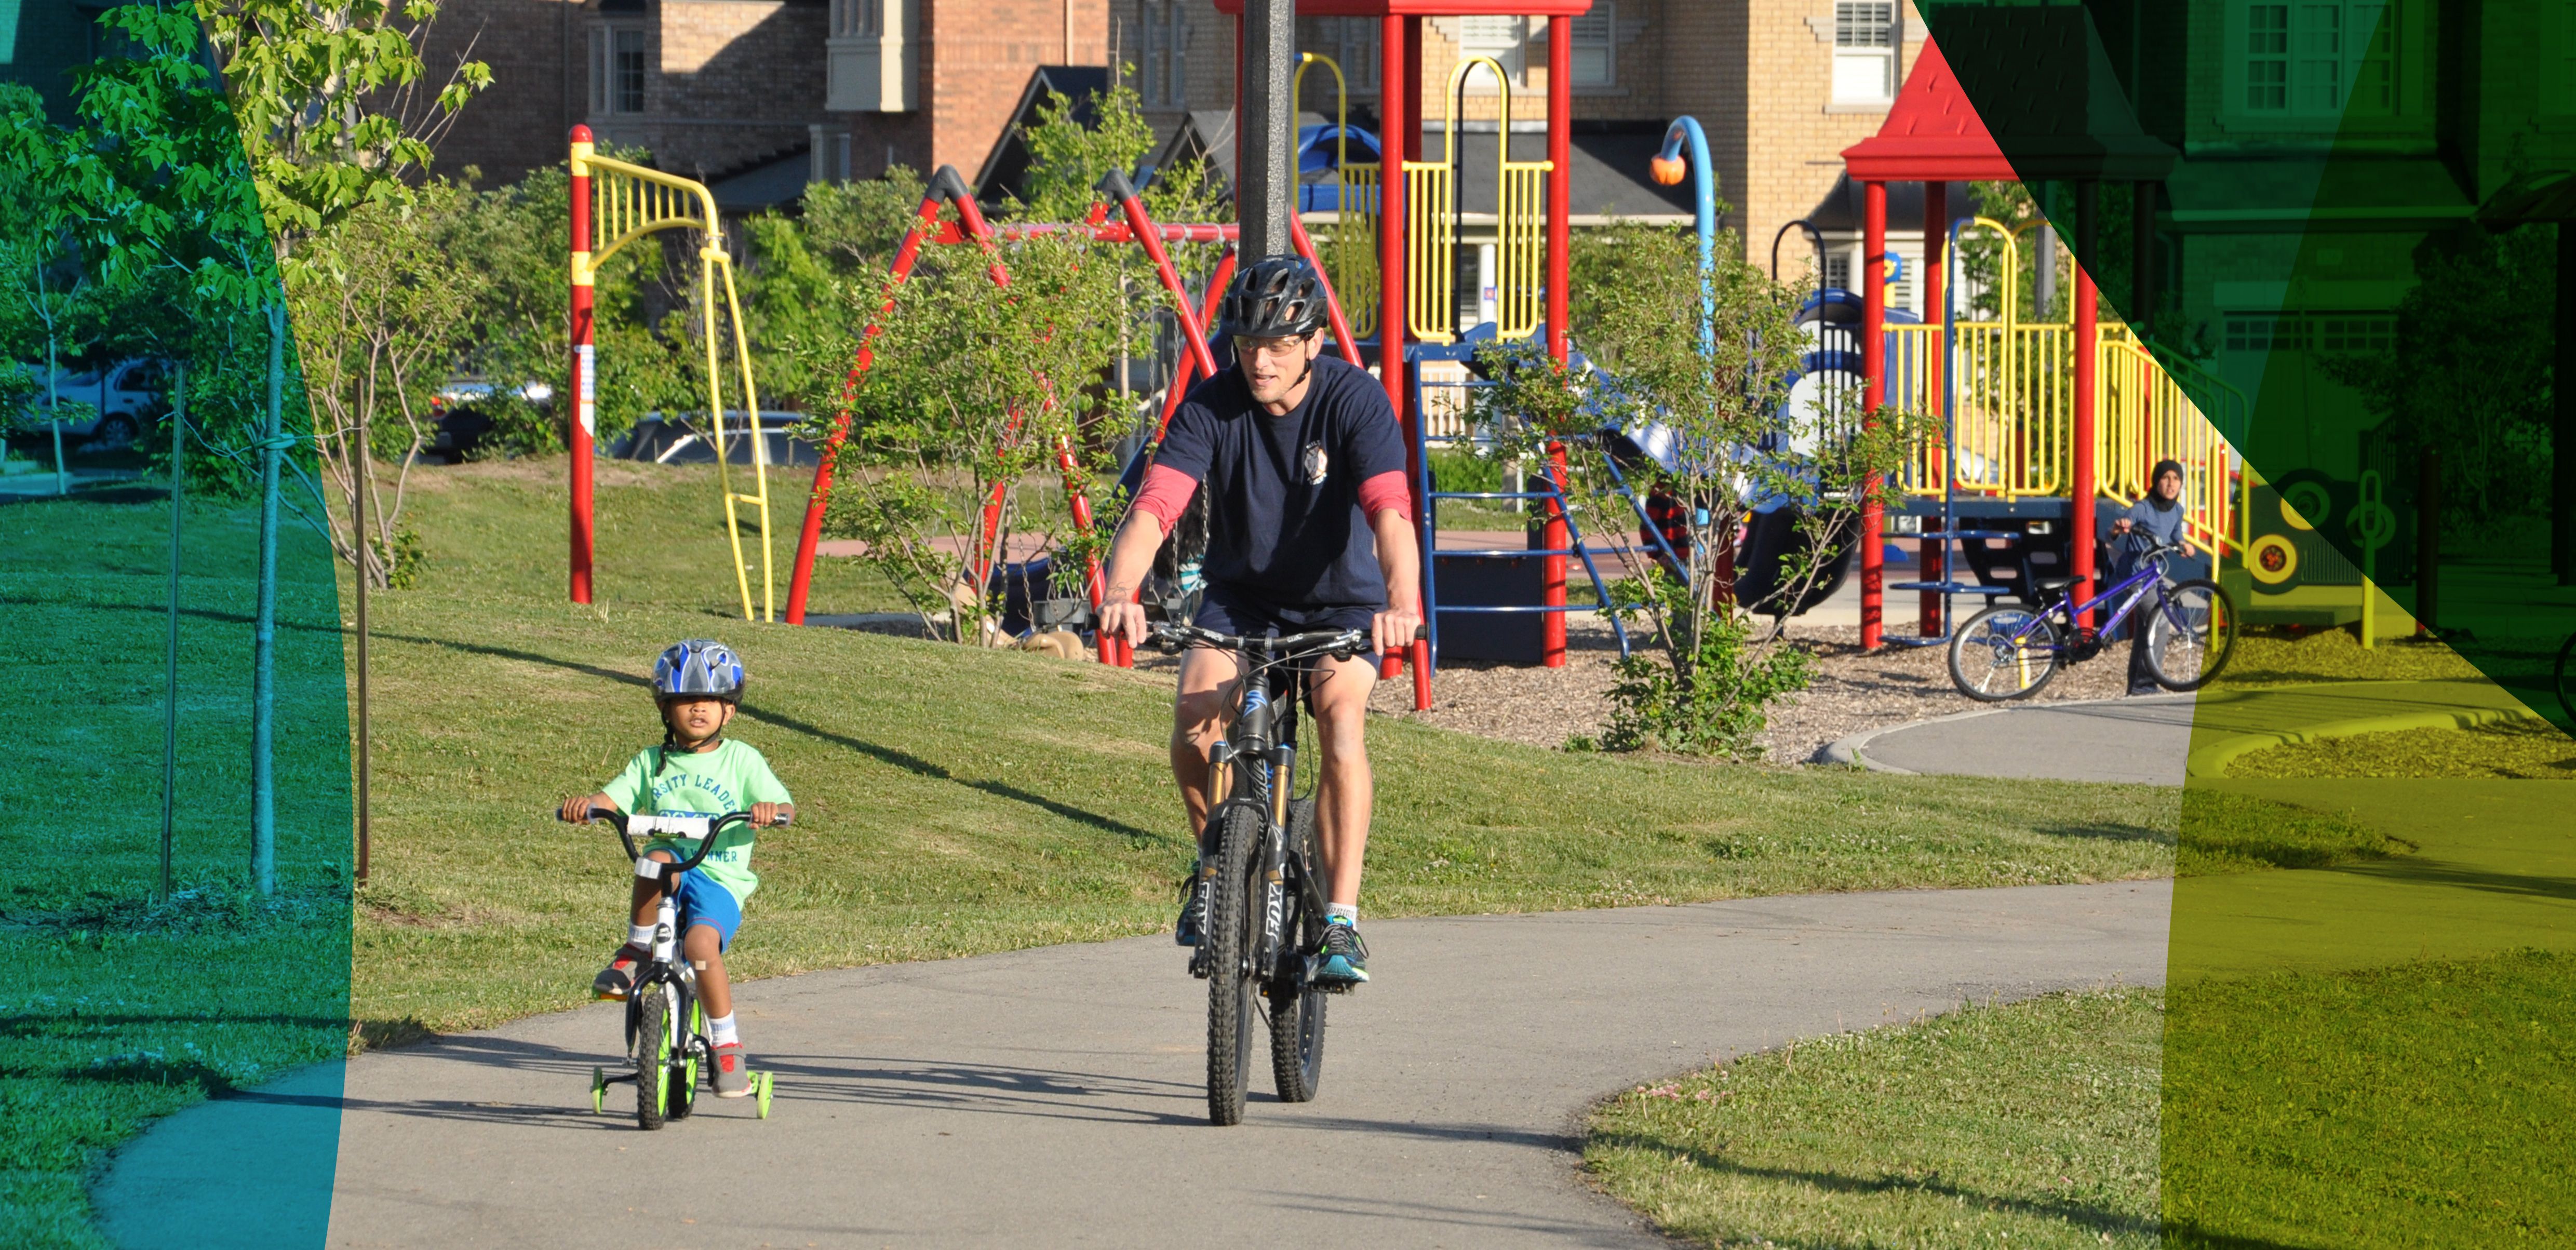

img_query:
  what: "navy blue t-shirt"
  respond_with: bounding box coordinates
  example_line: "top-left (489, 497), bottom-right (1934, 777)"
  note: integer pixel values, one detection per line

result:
top-left (1152, 355), bottom-right (1408, 609)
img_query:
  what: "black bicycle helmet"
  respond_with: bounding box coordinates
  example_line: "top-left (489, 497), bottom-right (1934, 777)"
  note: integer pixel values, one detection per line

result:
top-left (1215, 254), bottom-right (1329, 340)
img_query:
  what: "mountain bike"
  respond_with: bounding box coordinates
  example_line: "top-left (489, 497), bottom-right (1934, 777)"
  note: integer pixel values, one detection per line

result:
top-left (562, 805), bottom-right (776, 1128)
top-left (1947, 536), bottom-right (2236, 701)
top-left (1152, 622), bottom-right (1371, 1127)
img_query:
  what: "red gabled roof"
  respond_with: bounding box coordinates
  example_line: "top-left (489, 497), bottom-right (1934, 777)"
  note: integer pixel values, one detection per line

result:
top-left (1841, 39), bottom-right (2018, 182)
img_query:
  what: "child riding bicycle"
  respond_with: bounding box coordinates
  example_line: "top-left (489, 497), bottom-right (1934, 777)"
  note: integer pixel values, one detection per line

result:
top-left (558, 640), bottom-right (793, 1098)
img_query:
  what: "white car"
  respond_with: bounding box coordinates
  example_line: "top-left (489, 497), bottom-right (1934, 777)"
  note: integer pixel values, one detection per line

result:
top-left (14, 359), bottom-right (170, 450)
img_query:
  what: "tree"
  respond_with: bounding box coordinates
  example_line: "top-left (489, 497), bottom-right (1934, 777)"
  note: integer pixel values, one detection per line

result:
top-left (1477, 220), bottom-right (1915, 759)
top-left (289, 183), bottom-right (484, 587)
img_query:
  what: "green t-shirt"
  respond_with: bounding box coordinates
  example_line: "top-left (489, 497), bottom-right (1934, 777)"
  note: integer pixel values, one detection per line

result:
top-left (601, 738), bottom-right (792, 907)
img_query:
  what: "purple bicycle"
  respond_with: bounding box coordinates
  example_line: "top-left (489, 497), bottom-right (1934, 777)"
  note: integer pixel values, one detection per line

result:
top-left (1946, 536), bottom-right (2237, 701)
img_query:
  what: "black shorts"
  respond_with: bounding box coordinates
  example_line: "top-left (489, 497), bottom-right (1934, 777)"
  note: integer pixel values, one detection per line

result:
top-left (1192, 586), bottom-right (1380, 668)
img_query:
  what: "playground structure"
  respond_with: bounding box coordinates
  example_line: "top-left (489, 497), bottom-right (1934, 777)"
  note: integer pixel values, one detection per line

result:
top-left (567, 127), bottom-right (777, 621)
top-left (1840, 39), bottom-right (2253, 649)
top-left (562, 14), bottom-right (2432, 682)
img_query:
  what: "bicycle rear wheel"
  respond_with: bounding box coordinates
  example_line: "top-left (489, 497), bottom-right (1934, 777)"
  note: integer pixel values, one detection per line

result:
top-left (1204, 803), bottom-right (1263, 1126)
top-left (635, 985), bottom-right (671, 1131)
top-left (1269, 798), bottom-right (1326, 1104)
top-left (1948, 604), bottom-right (2063, 701)
top-left (2144, 579), bottom-right (2236, 692)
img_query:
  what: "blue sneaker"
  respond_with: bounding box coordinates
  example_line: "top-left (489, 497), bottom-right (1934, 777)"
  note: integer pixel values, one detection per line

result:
top-left (1309, 918), bottom-right (1370, 985)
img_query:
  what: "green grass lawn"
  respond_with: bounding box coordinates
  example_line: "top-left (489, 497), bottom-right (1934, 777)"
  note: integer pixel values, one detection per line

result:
top-left (2229, 717), bottom-right (2576, 779)
top-left (2164, 949), bottom-right (2576, 1246)
top-left (7, 486), bottom-right (354, 1248)
top-left (360, 460), bottom-right (2185, 1036)
top-left (1587, 989), bottom-right (2165, 1249)
top-left (15, 458), bottom-right (2202, 1243)
top-left (1589, 950), bottom-right (2576, 1249)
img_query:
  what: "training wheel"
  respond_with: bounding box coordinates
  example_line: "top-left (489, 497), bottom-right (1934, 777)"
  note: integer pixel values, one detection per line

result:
top-left (755, 1071), bottom-right (774, 1119)
top-left (590, 1066), bottom-right (608, 1114)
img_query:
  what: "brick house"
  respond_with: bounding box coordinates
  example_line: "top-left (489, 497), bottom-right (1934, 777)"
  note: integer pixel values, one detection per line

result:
top-left (421, 0), bottom-right (1108, 201)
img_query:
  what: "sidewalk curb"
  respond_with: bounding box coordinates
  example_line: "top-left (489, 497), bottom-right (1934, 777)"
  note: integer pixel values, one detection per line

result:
top-left (1813, 693), bottom-right (2196, 774)
top-left (2182, 702), bottom-right (2545, 778)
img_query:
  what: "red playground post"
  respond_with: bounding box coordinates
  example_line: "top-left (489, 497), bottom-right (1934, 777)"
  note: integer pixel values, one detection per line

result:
top-left (568, 126), bottom-right (596, 604)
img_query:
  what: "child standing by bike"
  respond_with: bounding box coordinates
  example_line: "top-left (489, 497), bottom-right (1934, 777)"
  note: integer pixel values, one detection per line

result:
top-left (558, 640), bottom-right (793, 1098)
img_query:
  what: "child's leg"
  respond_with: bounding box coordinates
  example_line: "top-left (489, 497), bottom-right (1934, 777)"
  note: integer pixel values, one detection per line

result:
top-left (683, 924), bottom-right (731, 1019)
top-left (630, 850), bottom-right (676, 928)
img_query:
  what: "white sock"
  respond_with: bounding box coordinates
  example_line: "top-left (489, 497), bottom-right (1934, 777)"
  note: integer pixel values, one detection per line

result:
top-left (708, 1013), bottom-right (740, 1046)
top-left (1327, 904), bottom-right (1359, 926)
top-left (626, 923), bottom-right (654, 949)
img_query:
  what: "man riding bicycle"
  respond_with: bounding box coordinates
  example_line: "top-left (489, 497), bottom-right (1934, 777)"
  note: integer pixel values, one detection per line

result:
top-left (1098, 255), bottom-right (1423, 986)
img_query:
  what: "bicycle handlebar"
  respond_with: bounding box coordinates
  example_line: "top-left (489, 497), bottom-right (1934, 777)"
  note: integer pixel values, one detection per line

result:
top-left (1150, 623), bottom-right (1375, 661)
top-left (560, 805), bottom-right (763, 874)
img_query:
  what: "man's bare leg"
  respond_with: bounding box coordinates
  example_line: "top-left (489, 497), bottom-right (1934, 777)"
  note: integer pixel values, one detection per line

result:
top-left (1305, 654), bottom-right (1377, 907)
top-left (1171, 646), bottom-right (1245, 841)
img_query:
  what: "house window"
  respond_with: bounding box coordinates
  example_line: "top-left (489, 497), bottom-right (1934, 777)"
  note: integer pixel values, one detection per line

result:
top-left (1833, 2), bottom-right (1898, 104)
top-left (1141, 2), bottom-right (1189, 108)
top-left (1457, 16), bottom-right (1528, 84)
top-left (831, 0), bottom-right (881, 37)
top-left (589, 27), bottom-right (648, 115)
top-left (1319, 17), bottom-right (1379, 91)
top-left (2242, 1), bottom-right (2397, 116)
top-left (1570, 5), bottom-right (1615, 88)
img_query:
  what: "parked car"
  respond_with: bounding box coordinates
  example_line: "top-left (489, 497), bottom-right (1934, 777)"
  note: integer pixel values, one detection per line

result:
top-left (612, 411), bottom-right (814, 467)
top-left (12, 359), bottom-right (169, 450)
top-left (425, 379), bottom-right (553, 462)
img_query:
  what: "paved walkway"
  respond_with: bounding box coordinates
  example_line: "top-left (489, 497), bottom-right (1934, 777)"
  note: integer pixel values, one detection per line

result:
top-left (100, 882), bottom-right (2168, 1249)
top-left (1826, 680), bottom-right (2543, 785)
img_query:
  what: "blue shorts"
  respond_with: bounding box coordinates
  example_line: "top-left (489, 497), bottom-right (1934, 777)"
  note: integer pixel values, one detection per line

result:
top-left (675, 871), bottom-right (743, 953)
top-left (1193, 587), bottom-right (1380, 667)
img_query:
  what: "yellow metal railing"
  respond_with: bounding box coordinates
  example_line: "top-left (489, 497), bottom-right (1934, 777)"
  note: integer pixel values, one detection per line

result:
top-left (580, 151), bottom-right (775, 621)
top-left (1878, 216), bottom-right (2244, 555)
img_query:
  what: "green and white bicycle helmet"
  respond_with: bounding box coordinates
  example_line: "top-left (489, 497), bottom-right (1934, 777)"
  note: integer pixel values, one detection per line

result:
top-left (653, 639), bottom-right (745, 704)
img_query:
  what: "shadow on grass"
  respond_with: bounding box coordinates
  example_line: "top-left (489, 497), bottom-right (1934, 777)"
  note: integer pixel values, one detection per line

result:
top-left (1590, 1129), bottom-right (2157, 1241)
top-left (2330, 855), bottom-right (2576, 903)
top-left (2158, 1220), bottom-right (2336, 1250)
top-left (2034, 821), bottom-right (2176, 848)
top-left (374, 628), bottom-right (1179, 848)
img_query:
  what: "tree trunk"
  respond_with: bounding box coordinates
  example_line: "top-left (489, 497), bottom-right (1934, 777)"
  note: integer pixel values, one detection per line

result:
top-left (253, 301), bottom-right (283, 896)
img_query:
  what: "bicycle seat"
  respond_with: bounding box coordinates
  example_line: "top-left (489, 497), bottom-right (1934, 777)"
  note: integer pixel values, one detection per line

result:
top-left (2031, 576), bottom-right (2080, 594)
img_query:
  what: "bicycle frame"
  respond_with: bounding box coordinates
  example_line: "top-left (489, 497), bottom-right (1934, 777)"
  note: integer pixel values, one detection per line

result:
top-left (1171, 626), bottom-right (1360, 987)
top-left (2013, 545), bottom-right (2181, 651)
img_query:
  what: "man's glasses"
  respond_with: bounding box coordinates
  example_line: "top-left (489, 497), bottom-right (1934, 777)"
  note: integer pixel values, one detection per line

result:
top-left (1232, 333), bottom-right (1314, 361)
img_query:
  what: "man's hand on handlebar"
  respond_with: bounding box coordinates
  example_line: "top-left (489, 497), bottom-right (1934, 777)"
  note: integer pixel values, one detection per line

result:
top-left (1098, 598), bottom-right (1151, 648)
top-left (1373, 603), bottom-right (1425, 662)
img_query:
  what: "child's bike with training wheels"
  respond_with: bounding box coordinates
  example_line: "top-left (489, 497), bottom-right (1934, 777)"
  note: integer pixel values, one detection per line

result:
top-left (561, 805), bottom-right (776, 1128)
top-left (1151, 622), bottom-right (1370, 1127)
top-left (1947, 535), bottom-right (2237, 701)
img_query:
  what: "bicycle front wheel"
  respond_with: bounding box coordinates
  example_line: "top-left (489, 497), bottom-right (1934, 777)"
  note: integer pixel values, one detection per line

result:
top-left (2144, 579), bottom-right (2236, 692)
top-left (1268, 799), bottom-right (1326, 1104)
top-left (1204, 803), bottom-right (1263, 1126)
top-left (1948, 604), bottom-right (2063, 701)
top-left (635, 985), bottom-right (671, 1131)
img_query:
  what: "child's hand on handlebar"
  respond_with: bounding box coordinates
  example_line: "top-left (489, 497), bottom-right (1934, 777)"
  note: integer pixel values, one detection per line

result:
top-left (750, 802), bottom-right (793, 829)
top-left (558, 794), bottom-right (617, 824)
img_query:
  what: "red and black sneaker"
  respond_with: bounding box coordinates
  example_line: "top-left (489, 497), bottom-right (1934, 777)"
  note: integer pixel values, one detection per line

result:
top-left (591, 944), bottom-right (647, 1000)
